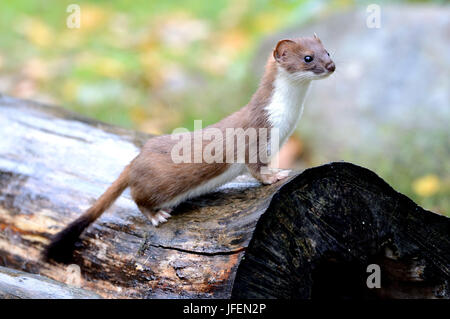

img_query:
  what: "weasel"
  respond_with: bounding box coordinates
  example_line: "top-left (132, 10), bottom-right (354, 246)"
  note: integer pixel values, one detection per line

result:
top-left (44, 35), bottom-right (335, 262)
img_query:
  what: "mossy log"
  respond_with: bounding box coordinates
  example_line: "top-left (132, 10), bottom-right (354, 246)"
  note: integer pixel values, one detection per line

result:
top-left (0, 95), bottom-right (448, 299)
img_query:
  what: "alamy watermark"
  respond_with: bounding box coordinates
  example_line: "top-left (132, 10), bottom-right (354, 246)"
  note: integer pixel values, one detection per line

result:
top-left (170, 120), bottom-right (280, 172)
top-left (65, 264), bottom-right (82, 287)
top-left (66, 4), bottom-right (81, 29)
top-left (366, 264), bottom-right (381, 288)
top-left (366, 4), bottom-right (381, 29)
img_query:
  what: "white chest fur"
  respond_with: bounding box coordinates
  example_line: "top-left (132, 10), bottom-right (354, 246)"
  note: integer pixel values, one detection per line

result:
top-left (265, 68), bottom-right (311, 146)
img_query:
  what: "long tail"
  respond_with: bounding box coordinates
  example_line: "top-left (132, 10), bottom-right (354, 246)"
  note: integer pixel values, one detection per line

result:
top-left (43, 165), bottom-right (130, 263)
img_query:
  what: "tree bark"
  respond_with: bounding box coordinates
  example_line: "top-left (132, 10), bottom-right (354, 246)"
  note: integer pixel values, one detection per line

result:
top-left (0, 95), bottom-right (448, 299)
top-left (0, 265), bottom-right (101, 299)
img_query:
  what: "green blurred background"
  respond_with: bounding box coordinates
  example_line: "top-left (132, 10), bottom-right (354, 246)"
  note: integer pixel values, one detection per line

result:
top-left (0, 0), bottom-right (448, 215)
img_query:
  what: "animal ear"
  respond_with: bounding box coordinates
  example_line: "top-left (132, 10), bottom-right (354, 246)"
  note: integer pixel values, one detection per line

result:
top-left (313, 32), bottom-right (322, 43)
top-left (273, 39), bottom-right (296, 62)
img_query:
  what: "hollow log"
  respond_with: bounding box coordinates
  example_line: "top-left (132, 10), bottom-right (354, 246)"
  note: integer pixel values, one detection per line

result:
top-left (0, 94), bottom-right (448, 299)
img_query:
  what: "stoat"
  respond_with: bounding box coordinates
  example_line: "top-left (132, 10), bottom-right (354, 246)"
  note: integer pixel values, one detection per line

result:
top-left (44, 35), bottom-right (335, 262)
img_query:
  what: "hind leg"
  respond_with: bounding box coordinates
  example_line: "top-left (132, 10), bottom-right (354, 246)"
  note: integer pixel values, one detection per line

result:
top-left (138, 206), bottom-right (173, 227)
top-left (131, 184), bottom-right (173, 226)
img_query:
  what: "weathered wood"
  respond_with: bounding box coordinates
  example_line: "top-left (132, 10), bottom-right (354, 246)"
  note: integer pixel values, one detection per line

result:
top-left (0, 94), bottom-right (448, 299)
top-left (0, 95), bottom-right (291, 298)
top-left (231, 164), bottom-right (450, 299)
top-left (0, 265), bottom-right (101, 299)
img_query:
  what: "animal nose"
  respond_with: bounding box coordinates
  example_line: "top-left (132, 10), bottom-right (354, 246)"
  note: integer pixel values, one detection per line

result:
top-left (326, 62), bottom-right (335, 72)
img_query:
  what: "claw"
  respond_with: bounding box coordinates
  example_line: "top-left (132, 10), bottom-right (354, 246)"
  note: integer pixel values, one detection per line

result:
top-left (157, 214), bottom-right (167, 223)
top-left (150, 217), bottom-right (159, 226)
top-left (276, 169), bottom-right (290, 179)
top-left (159, 210), bottom-right (171, 218)
top-left (260, 169), bottom-right (291, 185)
top-left (149, 209), bottom-right (172, 227)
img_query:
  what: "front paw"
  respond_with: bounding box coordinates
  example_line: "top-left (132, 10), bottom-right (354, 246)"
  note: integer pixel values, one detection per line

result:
top-left (260, 169), bottom-right (291, 185)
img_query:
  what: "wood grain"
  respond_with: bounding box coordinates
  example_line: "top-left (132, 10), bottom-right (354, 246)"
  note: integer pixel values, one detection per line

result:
top-left (0, 95), bottom-right (448, 299)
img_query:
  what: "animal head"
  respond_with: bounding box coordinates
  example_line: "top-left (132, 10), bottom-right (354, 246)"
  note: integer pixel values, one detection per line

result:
top-left (273, 34), bottom-right (335, 81)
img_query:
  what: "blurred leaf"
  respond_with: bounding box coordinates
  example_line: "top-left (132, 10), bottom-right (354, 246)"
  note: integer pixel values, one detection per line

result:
top-left (252, 11), bottom-right (283, 32)
top-left (412, 175), bottom-right (441, 197)
top-left (79, 5), bottom-right (108, 31)
top-left (96, 57), bottom-right (125, 78)
top-left (22, 18), bottom-right (53, 47)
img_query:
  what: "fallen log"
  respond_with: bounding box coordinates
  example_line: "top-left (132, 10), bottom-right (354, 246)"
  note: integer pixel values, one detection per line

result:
top-left (0, 265), bottom-right (101, 299)
top-left (0, 94), bottom-right (448, 299)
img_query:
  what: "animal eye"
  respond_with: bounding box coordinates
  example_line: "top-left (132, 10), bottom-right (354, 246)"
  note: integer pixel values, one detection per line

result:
top-left (304, 55), bottom-right (313, 62)
top-left (326, 51), bottom-right (330, 57)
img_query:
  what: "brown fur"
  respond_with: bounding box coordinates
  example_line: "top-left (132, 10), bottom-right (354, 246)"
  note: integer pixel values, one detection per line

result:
top-left (127, 58), bottom-right (280, 211)
top-left (44, 36), bottom-right (334, 262)
top-left (43, 165), bottom-right (130, 262)
top-left (274, 37), bottom-right (335, 74)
